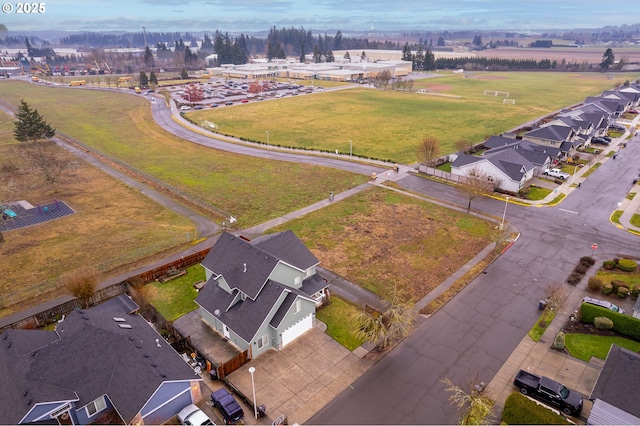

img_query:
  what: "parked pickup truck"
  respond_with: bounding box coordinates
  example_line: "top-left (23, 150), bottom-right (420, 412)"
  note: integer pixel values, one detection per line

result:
top-left (543, 168), bottom-right (570, 180)
top-left (513, 370), bottom-right (583, 416)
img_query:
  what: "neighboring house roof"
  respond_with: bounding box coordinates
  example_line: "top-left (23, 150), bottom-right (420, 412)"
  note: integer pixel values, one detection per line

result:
top-left (0, 295), bottom-right (198, 425)
top-left (484, 135), bottom-right (519, 150)
top-left (584, 97), bottom-right (627, 114)
top-left (542, 116), bottom-right (592, 134)
top-left (484, 138), bottom-right (558, 166)
top-left (590, 345), bottom-right (640, 418)
top-left (452, 150), bottom-right (532, 182)
top-left (523, 124), bottom-right (574, 143)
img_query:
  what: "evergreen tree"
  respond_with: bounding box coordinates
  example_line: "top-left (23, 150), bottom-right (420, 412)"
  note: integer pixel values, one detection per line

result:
top-left (180, 68), bottom-right (188, 79)
top-left (413, 46), bottom-right (425, 70)
top-left (143, 46), bottom-right (154, 69)
top-left (149, 70), bottom-right (158, 85)
top-left (313, 44), bottom-right (322, 63)
top-left (423, 46), bottom-right (436, 70)
top-left (361, 51), bottom-right (367, 62)
top-left (333, 30), bottom-right (343, 50)
top-left (600, 48), bottom-right (615, 70)
top-left (344, 51), bottom-right (351, 61)
top-left (138, 71), bottom-right (149, 87)
top-left (401, 43), bottom-right (413, 62)
top-left (13, 100), bottom-right (55, 143)
top-left (325, 49), bottom-right (335, 63)
top-left (300, 42), bottom-right (306, 63)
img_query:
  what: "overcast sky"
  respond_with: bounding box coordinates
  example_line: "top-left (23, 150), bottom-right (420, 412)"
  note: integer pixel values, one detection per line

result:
top-left (2, 0), bottom-right (639, 33)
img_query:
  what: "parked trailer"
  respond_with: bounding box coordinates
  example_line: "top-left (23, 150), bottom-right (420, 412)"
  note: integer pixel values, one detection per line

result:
top-left (69, 80), bottom-right (86, 86)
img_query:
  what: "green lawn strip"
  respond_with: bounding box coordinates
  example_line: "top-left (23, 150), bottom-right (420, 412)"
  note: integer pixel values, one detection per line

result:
top-left (0, 81), bottom-right (368, 228)
top-left (528, 309), bottom-right (557, 342)
top-left (187, 72), bottom-right (632, 163)
top-left (581, 163), bottom-right (602, 178)
top-left (626, 192), bottom-right (636, 200)
top-left (595, 270), bottom-right (640, 291)
top-left (525, 186), bottom-right (551, 201)
top-left (631, 214), bottom-right (640, 228)
top-left (147, 265), bottom-right (205, 321)
top-left (315, 295), bottom-right (365, 351)
top-left (436, 162), bottom-right (452, 172)
top-left (546, 193), bottom-right (566, 205)
top-left (611, 210), bottom-right (623, 224)
top-left (564, 333), bottom-right (640, 362)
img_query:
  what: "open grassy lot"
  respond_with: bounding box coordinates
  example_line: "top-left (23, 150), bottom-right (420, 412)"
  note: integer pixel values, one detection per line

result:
top-left (269, 186), bottom-right (492, 301)
top-left (146, 264), bottom-right (205, 321)
top-left (565, 333), bottom-right (640, 362)
top-left (189, 72), bottom-right (638, 163)
top-left (0, 113), bottom-right (195, 317)
top-left (0, 80), bottom-right (368, 228)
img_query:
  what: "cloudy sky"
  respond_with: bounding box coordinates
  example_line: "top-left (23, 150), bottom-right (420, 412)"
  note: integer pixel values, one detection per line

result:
top-left (2, 0), bottom-right (639, 33)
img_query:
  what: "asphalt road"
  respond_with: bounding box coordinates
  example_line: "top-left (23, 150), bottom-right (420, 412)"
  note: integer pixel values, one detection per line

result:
top-left (309, 136), bottom-right (640, 424)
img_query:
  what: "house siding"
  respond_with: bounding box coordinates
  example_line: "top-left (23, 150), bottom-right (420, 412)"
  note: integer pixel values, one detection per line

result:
top-left (21, 401), bottom-right (72, 424)
top-left (270, 262), bottom-right (303, 289)
top-left (200, 308), bottom-right (250, 351)
top-left (141, 384), bottom-right (193, 425)
top-left (250, 291), bottom-right (291, 358)
top-left (74, 395), bottom-right (114, 425)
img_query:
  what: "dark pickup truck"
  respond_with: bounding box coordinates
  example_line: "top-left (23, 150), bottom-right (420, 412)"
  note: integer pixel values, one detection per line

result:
top-left (513, 370), bottom-right (583, 416)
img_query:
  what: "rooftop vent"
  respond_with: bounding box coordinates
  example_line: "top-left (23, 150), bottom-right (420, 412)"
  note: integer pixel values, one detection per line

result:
top-left (118, 324), bottom-right (132, 329)
top-left (214, 309), bottom-right (220, 316)
top-left (113, 317), bottom-right (126, 322)
top-left (156, 339), bottom-right (161, 348)
top-left (243, 263), bottom-right (247, 272)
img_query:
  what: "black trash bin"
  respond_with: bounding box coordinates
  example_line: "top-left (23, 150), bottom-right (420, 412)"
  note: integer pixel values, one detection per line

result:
top-left (257, 405), bottom-right (267, 418)
top-left (209, 369), bottom-right (218, 380)
top-left (538, 300), bottom-right (547, 310)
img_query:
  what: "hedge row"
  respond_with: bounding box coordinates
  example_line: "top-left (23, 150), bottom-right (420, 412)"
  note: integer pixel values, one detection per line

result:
top-left (502, 392), bottom-right (571, 425)
top-left (580, 303), bottom-right (640, 340)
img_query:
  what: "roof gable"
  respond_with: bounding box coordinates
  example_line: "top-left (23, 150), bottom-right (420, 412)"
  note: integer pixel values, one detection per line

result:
top-left (252, 230), bottom-right (319, 271)
top-left (590, 345), bottom-right (640, 418)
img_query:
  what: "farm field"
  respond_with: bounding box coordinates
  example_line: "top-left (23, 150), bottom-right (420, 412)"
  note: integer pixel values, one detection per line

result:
top-left (0, 80), bottom-right (368, 228)
top-left (475, 46), bottom-right (640, 63)
top-left (0, 113), bottom-right (195, 317)
top-left (190, 71), bottom-right (639, 163)
top-left (269, 186), bottom-right (493, 301)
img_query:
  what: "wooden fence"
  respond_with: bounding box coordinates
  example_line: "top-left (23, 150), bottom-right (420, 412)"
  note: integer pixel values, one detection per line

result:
top-left (217, 349), bottom-right (251, 379)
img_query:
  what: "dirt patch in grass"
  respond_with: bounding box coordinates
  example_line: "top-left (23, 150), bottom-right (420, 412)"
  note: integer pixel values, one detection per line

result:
top-left (425, 84), bottom-right (453, 92)
top-left (272, 186), bottom-right (492, 302)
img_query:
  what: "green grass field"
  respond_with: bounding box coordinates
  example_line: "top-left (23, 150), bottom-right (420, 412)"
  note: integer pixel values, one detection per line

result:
top-left (146, 264), bottom-right (205, 321)
top-left (189, 72), bottom-right (639, 163)
top-left (0, 80), bottom-right (368, 228)
top-left (315, 295), bottom-right (365, 350)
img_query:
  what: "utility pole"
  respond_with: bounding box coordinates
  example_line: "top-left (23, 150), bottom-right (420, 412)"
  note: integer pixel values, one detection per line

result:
top-left (142, 26), bottom-right (148, 48)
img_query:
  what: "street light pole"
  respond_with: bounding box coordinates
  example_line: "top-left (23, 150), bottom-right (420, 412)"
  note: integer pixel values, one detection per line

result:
top-left (500, 196), bottom-right (509, 230)
top-left (572, 164), bottom-right (578, 186)
top-left (266, 130), bottom-right (269, 145)
top-left (248, 367), bottom-right (257, 419)
top-left (349, 140), bottom-right (352, 157)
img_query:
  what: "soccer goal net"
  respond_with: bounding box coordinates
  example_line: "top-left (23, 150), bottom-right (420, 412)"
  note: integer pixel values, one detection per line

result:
top-left (502, 99), bottom-right (516, 104)
top-left (483, 90), bottom-right (510, 98)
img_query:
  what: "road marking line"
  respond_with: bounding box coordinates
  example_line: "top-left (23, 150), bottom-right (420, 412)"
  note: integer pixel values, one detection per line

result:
top-left (559, 208), bottom-right (578, 214)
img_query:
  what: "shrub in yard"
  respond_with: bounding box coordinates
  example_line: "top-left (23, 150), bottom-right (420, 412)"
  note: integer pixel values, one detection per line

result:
top-left (553, 331), bottom-right (566, 350)
top-left (610, 280), bottom-right (626, 292)
top-left (617, 258), bottom-right (638, 272)
top-left (602, 282), bottom-right (613, 295)
top-left (580, 256), bottom-right (595, 267)
top-left (502, 392), bottom-right (571, 425)
top-left (603, 260), bottom-right (617, 270)
top-left (594, 316), bottom-right (614, 330)
top-left (587, 277), bottom-right (603, 292)
top-left (617, 286), bottom-right (629, 298)
top-left (573, 264), bottom-right (588, 274)
top-left (631, 286), bottom-right (640, 298)
top-left (580, 303), bottom-right (640, 340)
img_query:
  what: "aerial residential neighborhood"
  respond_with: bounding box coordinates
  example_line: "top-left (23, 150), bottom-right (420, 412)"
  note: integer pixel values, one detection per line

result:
top-left (2, 3), bottom-right (640, 426)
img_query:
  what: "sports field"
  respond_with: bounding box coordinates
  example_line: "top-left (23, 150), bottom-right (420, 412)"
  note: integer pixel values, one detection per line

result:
top-left (0, 81), bottom-right (369, 228)
top-left (190, 71), bottom-right (639, 163)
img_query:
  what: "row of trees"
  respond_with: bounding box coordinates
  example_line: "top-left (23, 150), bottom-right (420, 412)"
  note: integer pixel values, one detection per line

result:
top-left (401, 43), bottom-right (436, 70)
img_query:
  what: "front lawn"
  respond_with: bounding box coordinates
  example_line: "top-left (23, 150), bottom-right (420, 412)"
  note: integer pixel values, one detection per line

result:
top-left (315, 296), bottom-right (365, 351)
top-left (146, 264), bottom-right (206, 321)
top-left (564, 333), bottom-right (640, 362)
top-left (631, 214), bottom-right (640, 228)
top-left (524, 186), bottom-right (551, 201)
top-left (528, 309), bottom-right (557, 342)
top-left (595, 269), bottom-right (640, 292)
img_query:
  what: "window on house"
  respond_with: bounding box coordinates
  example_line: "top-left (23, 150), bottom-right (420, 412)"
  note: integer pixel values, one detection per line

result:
top-left (293, 299), bottom-right (301, 314)
top-left (86, 396), bottom-right (107, 417)
top-left (257, 334), bottom-right (268, 349)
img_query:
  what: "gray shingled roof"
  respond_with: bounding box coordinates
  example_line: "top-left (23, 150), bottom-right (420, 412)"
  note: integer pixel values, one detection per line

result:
top-left (253, 230), bottom-right (319, 271)
top-left (484, 135), bottom-right (519, 150)
top-left (524, 124), bottom-right (573, 142)
top-left (0, 295), bottom-right (198, 424)
top-left (590, 345), bottom-right (640, 417)
top-left (201, 232), bottom-right (279, 300)
top-left (196, 280), bottom-right (288, 343)
top-left (485, 149), bottom-right (532, 181)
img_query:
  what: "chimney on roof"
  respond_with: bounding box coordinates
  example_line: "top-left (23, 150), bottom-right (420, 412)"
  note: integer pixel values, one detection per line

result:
top-left (243, 263), bottom-right (247, 273)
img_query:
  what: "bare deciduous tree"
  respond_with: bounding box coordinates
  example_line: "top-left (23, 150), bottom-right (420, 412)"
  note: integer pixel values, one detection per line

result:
top-left (442, 372), bottom-right (495, 425)
top-left (455, 138), bottom-right (475, 154)
top-left (544, 281), bottom-right (568, 315)
top-left (21, 141), bottom-right (75, 188)
top-left (416, 136), bottom-right (440, 167)
top-left (460, 167), bottom-right (499, 212)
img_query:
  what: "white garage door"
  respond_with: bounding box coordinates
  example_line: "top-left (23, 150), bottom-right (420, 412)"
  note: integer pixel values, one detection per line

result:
top-left (281, 314), bottom-right (313, 347)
